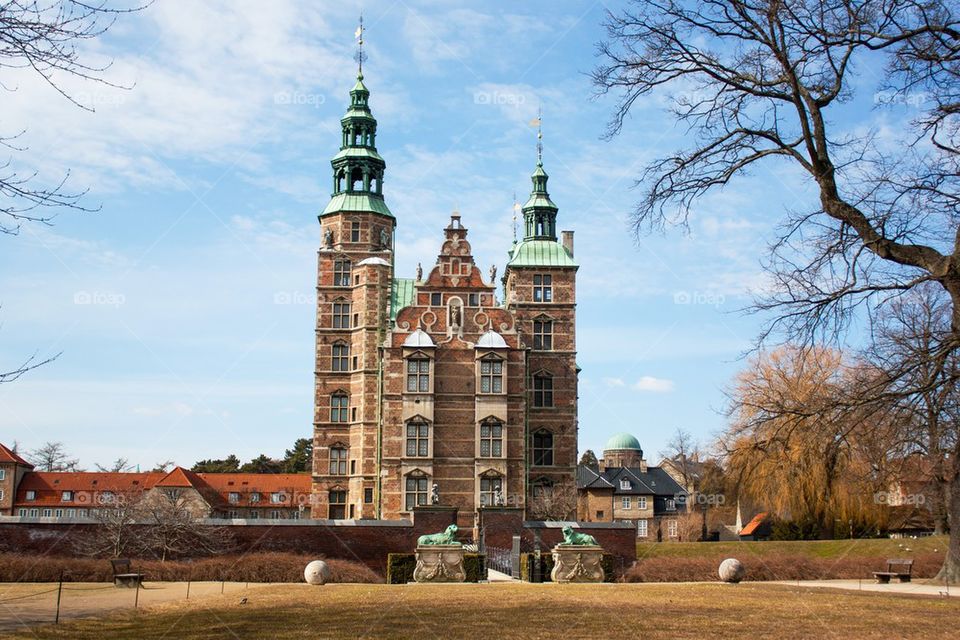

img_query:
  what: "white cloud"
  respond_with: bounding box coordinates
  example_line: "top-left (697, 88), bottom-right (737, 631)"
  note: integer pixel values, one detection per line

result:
top-left (602, 377), bottom-right (626, 387)
top-left (632, 376), bottom-right (675, 393)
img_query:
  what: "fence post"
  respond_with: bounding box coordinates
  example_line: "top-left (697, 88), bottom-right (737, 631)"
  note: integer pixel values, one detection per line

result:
top-left (54, 570), bottom-right (63, 624)
top-left (134, 578), bottom-right (140, 610)
top-left (186, 579), bottom-right (191, 601)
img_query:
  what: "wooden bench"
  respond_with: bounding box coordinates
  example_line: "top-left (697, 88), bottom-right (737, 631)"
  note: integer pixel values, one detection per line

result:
top-left (872, 559), bottom-right (913, 584)
top-left (110, 558), bottom-right (144, 588)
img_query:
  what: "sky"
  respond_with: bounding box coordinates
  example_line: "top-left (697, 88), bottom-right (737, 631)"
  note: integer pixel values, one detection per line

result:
top-left (0, 0), bottom-right (898, 471)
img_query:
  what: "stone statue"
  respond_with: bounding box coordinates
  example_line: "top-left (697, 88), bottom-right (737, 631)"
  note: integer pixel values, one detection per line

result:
top-left (323, 228), bottom-right (334, 249)
top-left (431, 483), bottom-right (440, 505)
top-left (450, 305), bottom-right (461, 328)
top-left (416, 262), bottom-right (423, 281)
top-left (493, 487), bottom-right (504, 506)
top-left (417, 524), bottom-right (460, 546)
top-left (380, 227), bottom-right (390, 249)
top-left (561, 525), bottom-right (598, 546)
top-left (489, 264), bottom-right (497, 284)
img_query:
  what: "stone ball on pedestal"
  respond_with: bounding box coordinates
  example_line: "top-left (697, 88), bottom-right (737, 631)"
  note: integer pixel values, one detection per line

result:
top-left (304, 560), bottom-right (331, 585)
top-left (718, 558), bottom-right (745, 583)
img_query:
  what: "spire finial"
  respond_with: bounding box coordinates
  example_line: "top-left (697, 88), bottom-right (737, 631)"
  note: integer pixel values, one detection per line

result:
top-left (354, 13), bottom-right (366, 76)
top-left (536, 105), bottom-right (543, 165)
top-left (512, 192), bottom-right (519, 241)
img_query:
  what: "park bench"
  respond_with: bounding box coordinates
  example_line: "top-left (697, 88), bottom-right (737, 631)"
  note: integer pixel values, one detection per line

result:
top-left (872, 559), bottom-right (913, 584)
top-left (110, 558), bottom-right (144, 588)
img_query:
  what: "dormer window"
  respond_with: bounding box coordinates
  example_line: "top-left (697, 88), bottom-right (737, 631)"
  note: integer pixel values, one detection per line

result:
top-left (620, 479), bottom-right (631, 490)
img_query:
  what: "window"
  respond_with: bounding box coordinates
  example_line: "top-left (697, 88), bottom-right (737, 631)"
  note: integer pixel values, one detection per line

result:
top-left (533, 274), bottom-right (552, 302)
top-left (468, 293), bottom-right (479, 306)
top-left (330, 392), bottom-right (349, 422)
top-left (332, 301), bottom-right (351, 328)
top-left (291, 510), bottom-right (302, 520)
top-left (329, 446), bottom-right (348, 475)
top-left (479, 420), bottom-right (503, 457)
top-left (638, 496), bottom-right (647, 510)
top-left (406, 358), bottom-right (431, 392)
top-left (270, 510), bottom-right (282, 519)
top-left (406, 421), bottom-right (430, 457)
top-left (665, 498), bottom-right (676, 511)
top-left (228, 492), bottom-right (240, 504)
top-left (18, 508), bottom-right (27, 517)
top-left (329, 490), bottom-right (347, 519)
top-left (480, 357), bottom-right (503, 394)
top-left (479, 475), bottom-right (503, 507)
top-left (595, 510), bottom-right (604, 519)
top-left (622, 497), bottom-right (632, 509)
top-left (25, 490), bottom-right (36, 501)
top-left (271, 492), bottom-right (285, 504)
top-left (78, 509), bottom-right (87, 517)
top-left (532, 374), bottom-right (553, 407)
top-left (0, 469), bottom-right (5, 480)
top-left (619, 479), bottom-right (630, 490)
top-left (250, 492), bottom-right (261, 503)
top-left (667, 520), bottom-right (678, 538)
top-left (333, 260), bottom-right (351, 287)
top-left (430, 292), bottom-right (442, 306)
top-left (164, 488), bottom-right (181, 500)
top-left (227, 510), bottom-right (239, 519)
top-left (54, 509), bottom-right (63, 518)
top-left (66, 508), bottom-right (76, 518)
top-left (249, 510), bottom-right (260, 519)
top-left (532, 430), bottom-right (554, 466)
top-left (42, 509), bottom-right (52, 517)
top-left (332, 343), bottom-right (350, 371)
top-left (0, 489), bottom-right (3, 501)
top-left (62, 491), bottom-right (73, 502)
top-left (405, 474), bottom-right (429, 511)
top-left (637, 519), bottom-right (648, 538)
top-left (364, 487), bottom-right (374, 504)
top-left (351, 221), bottom-right (360, 242)
top-left (533, 319), bottom-right (553, 350)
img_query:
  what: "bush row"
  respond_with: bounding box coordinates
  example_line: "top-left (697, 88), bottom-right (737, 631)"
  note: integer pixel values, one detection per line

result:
top-left (0, 552), bottom-right (383, 584)
top-left (622, 553), bottom-right (945, 582)
top-left (386, 553), bottom-right (486, 583)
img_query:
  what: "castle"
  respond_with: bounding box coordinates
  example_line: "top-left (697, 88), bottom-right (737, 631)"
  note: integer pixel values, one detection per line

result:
top-left (309, 70), bottom-right (579, 528)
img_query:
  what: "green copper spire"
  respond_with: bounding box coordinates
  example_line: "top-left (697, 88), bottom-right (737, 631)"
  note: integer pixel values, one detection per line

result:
top-left (521, 113), bottom-right (558, 240)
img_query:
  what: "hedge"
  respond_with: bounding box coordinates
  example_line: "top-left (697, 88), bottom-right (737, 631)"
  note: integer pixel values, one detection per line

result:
top-left (386, 553), bottom-right (486, 584)
top-left (519, 552), bottom-right (615, 583)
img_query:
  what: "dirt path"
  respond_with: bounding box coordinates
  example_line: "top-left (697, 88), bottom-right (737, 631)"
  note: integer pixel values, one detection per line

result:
top-left (0, 581), bottom-right (263, 634)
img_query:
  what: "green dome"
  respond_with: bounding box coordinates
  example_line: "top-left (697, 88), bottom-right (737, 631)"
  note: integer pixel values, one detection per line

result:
top-left (605, 432), bottom-right (642, 451)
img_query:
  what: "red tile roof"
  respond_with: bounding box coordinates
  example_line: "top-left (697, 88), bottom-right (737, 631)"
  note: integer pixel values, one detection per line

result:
top-left (739, 512), bottom-right (769, 536)
top-left (0, 443), bottom-right (32, 467)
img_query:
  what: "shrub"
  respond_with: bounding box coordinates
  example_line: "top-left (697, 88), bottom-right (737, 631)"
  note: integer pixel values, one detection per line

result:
top-left (0, 553), bottom-right (381, 584)
top-left (385, 552), bottom-right (485, 583)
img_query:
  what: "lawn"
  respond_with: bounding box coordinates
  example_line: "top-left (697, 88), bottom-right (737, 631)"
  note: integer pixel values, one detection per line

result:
top-left (638, 536), bottom-right (948, 560)
top-left (3, 582), bottom-right (958, 640)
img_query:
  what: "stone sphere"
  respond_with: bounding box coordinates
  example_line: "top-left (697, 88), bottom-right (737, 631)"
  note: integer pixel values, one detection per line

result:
top-left (304, 560), bottom-right (331, 585)
top-left (718, 558), bottom-right (745, 583)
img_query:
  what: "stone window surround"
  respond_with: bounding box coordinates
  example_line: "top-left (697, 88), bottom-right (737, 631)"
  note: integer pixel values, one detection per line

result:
top-left (404, 417), bottom-right (433, 458)
top-left (531, 428), bottom-right (555, 467)
top-left (403, 470), bottom-right (430, 512)
top-left (328, 443), bottom-right (349, 475)
top-left (405, 352), bottom-right (433, 394)
top-left (478, 471), bottom-right (504, 508)
top-left (476, 352), bottom-right (506, 395)
top-left (476, 417), bottom-right (505, 458)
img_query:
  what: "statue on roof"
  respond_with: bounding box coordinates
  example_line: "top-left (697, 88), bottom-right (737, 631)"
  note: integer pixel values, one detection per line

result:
top-left (416, 263), bottom-right (423, 281)
top-left (489, 264), bottom-right (497, 284)
top-left (323, 228), bottom-right (334, 249)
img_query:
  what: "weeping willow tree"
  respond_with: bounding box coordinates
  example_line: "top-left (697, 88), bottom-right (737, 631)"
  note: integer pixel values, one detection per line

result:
top-left (724, 346), bottom-right (894, 537)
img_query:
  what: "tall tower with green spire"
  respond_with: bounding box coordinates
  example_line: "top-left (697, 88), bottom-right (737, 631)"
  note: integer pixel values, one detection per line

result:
top-left (312, 24), bottom-right (396, 519)
top-left (505, 115), bottom-right (579, 502)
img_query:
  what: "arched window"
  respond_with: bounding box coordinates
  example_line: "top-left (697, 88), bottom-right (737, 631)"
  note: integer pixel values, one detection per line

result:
top-left (405, 420), bottom-right (430, 457)
top-left (331, 343), bottom-right (349, 372)
top-left (479, 473), bottom-right (503, 507)
top-left (333, 259), bottom-right (351, 287)
top-left (350, 167), bottom-right (363, 191)
top-left (328, 489), bottom-right (346, 519)
top-left (532, 373), bottom-right (553, 407)
top-left (533, 318), bottom-right (553, 350)
top-left (479, 355), bottom-right (504, 394)
top-left (405, 472), bottom-right (429, 511)
top-left (532, 429), bottom-right (554, 466)
top-left (479, 419), bottom-right (503, 457)
top-left (406, 356), bottom-right (431, 393)
top-left (330, 392), bottom-right (349, 422)
top-left (329, 445), bottom-right (348, 475)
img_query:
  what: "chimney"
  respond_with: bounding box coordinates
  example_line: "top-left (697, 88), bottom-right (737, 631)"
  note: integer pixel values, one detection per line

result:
top-left (561, 230), bottom-right (574, 257)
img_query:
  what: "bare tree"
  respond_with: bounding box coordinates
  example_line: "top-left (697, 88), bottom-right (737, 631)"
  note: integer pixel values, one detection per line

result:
top-left (659, 428), bottom-right (700, 491)
top-left (74, 488), bottom-right (146, 558)
top-left (28, 441), bottom-right (79, 471)
top-left (140, 492), bottom-right (233, 561)
top-left (527, 483), bottom-right (579, 521)
top-left (595, 0), bottom-right (960, 581)
top-left (96, 457), bottom-right (134, 472)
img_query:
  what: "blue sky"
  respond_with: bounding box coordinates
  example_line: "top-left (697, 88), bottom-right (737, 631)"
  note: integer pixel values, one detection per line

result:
top-left (0, 0), bottom-right (896, 470)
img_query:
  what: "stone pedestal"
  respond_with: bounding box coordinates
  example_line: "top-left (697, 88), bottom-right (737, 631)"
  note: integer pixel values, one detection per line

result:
top-left (550, 545), bottom-right (605, 583)
top-left (413, 544), bottom-right (466, 583)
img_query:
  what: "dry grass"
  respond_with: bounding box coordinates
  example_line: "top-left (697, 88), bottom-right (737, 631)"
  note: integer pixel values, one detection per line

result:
top-left (3, 582), bottom-right (959, 640)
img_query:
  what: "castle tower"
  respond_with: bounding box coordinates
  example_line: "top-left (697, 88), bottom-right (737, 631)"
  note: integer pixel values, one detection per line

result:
top-left (504, 133), bottom-right (579, 507)
top-left (311, 69), bottom-right (395, 519)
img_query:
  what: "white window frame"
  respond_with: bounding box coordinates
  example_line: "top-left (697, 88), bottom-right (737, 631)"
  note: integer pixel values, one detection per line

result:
top-left (665, 498), bottom-right (676, 511)
top-left (62, 491), bottom-right (73, 502)
top-left (271, 492), bottom-right (285, 504)
top-left (620, 479), bottom-right (630, 490)
top-left (0, 489), bottom-right (4, 501)
top-left (638, 496), bottom-right (647, 510)
top-left (621, 496), bottom-right (631, 509)
top-left (29, 508), bottom-right (39, 517)
top-left (54, 509), bottom-right (63, 518)
top-left (228, 492), bottom-right (240, 504)
top-left (0, 469), bottom-right (6, 480)
top-left (66, 508), bottom-right (76, 518)
top-left (270, 510), bottom-right (282, 519)
top-left (25, 490), bottom-right (36, 501)
top-left (667, 520), bottom-right (678, 538)
top-left (250, 492), bottom-right (261, 503)
top-left (42, 508), bottom-right (52, 517)
top-left (637, 519), bottom-right (648, 538)
top-left (18, 508), bottom-right (27, 517)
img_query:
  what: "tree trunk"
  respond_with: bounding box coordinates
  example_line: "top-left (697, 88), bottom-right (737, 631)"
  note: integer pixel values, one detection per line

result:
top-left (934, 461), bottom-right (960, 584)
